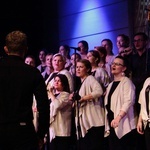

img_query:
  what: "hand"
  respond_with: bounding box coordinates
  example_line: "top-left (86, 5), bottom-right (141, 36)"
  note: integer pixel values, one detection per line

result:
top-left (38, 138), bottom-right (44, 150)
top-left (32, 107), bottom-right (37, 112)
top-left (119, 47), bottom-right (132, 56)
top-left (137, 121), bottom-right (144, 134)
top-left (79, 97), bottom-right (85, 103)
top-left (49, 86), bottom-right (54, 93)
top-left (69, 92), bottom-right (74, 101)
top-left (111, 116), bottom-right (120, 128)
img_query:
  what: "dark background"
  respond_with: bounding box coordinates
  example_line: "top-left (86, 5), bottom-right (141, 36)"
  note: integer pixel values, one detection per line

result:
top-left (0, 0), bottom-right (59, 61)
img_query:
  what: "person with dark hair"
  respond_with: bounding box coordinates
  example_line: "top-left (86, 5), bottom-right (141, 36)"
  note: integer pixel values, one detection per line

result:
top-left (37, 48), bottom-right (48, 73)
top-left (116, 34), bottom-right (133, 57)
top-left (130, 32), bottom-right (150, 150)
top-left (59, 45), bottom-right (71, 70)
top-left (46, 53), bottom-right (74, 94)
top-left (78, 40), bottom-right (89, 59)
top-left (0, 30), bottom-right (49, 150)
top-left (48, 74), bottom-right (72, 150)
top-left (69, 53), bottom-right (81, 76)
top-left (25, 55), bottom-right (36, 67)
top-left (101, 39), bottom-right (115, 66)
top-left (87, 50), bottom-right (110, 91)
top-left (104, 55), bottom-right (137, 150)
top-left (131, 32), bottom-right (150, 113)
top-left (72, 59), bottom-right (104, 150)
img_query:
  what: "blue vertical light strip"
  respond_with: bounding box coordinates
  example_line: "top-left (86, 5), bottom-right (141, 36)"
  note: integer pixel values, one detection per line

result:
top-left (69, 0), bottom-right (114, 53)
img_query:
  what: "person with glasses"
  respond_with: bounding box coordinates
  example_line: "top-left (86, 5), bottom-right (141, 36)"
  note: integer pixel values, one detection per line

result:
top-left (130, 32), bottom-right (150, 150)
top-left (131, 32), bottom-right (150, 113)
top-left (104, 56), bottom-right (137, 150)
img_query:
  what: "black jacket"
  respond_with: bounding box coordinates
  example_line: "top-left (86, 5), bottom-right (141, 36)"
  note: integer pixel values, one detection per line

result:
top-left (0, 55), bottom-right (50, 139)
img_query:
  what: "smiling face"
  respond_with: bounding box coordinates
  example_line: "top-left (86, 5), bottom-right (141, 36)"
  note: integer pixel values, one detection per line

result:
top-left (111, 58), bottom-right (126, 76)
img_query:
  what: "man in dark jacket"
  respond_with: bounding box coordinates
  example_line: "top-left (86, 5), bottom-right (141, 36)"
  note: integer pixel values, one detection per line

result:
top-left (0, 30), bottom-right (50, 150)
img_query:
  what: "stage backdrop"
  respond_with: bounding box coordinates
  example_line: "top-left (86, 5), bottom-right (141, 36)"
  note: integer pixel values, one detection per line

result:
top-left (57, 0), bottom-right (132, 55)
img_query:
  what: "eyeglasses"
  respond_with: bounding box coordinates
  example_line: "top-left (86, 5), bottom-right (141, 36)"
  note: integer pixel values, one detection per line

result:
top-left (133, 39), bottom-right (144, 43)
top-left (111, 62), bottom-right (124, 66)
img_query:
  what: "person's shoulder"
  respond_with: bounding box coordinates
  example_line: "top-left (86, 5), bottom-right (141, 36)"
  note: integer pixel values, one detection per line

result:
top-left (24, 63), bottom-right (41, 75)
top-left (122, 77), bottom-right (135, 86)
top-left (87, 75), bottom-right (97, 82)
top-left (59, 69), bottom-right (72, 76)
top-left (144, 77), bottom-right (150, 84)
top-left (96, 67), bottom-right (107, 73)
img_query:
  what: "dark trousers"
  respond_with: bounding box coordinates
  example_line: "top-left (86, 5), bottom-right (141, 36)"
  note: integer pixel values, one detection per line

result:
top-left (145, 123), bottom-right (150, 150)
top-left (49, 136), bottom-right (71, 150)
top-left (0, 122), bottom-right (38, 150)
top-left (77, 126), bottom-right (105, 150)
top-left (108, 128), bottom-right (137, 150)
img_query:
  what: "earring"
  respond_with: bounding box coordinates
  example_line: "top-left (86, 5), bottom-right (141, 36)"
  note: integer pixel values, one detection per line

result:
top-left (121, 71), bottom-right (125, 76)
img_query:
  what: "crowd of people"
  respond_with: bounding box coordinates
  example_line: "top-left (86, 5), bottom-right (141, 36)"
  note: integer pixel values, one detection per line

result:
top-left (1, 30), bottom-right (150, 150)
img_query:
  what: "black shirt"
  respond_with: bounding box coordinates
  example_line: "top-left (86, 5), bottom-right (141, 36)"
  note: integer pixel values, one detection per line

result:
top-left (0, 55), bottom-right (49, 138)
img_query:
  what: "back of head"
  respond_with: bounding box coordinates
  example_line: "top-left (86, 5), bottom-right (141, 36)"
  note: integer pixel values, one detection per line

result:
top-left (5, 30), bottom-right (27, 56)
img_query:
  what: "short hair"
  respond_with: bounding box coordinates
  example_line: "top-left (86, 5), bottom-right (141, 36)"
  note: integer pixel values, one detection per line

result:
top-left (88, 50), bottom-right (100, 65)
top-left (54, 74), bottom-right (70, 93)
top-left (77, 59), bottom-right (92, 74)
top-left (133, 32), bottom-right (148, 41)
top-left (5, 30), bottom-right (27, 54)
